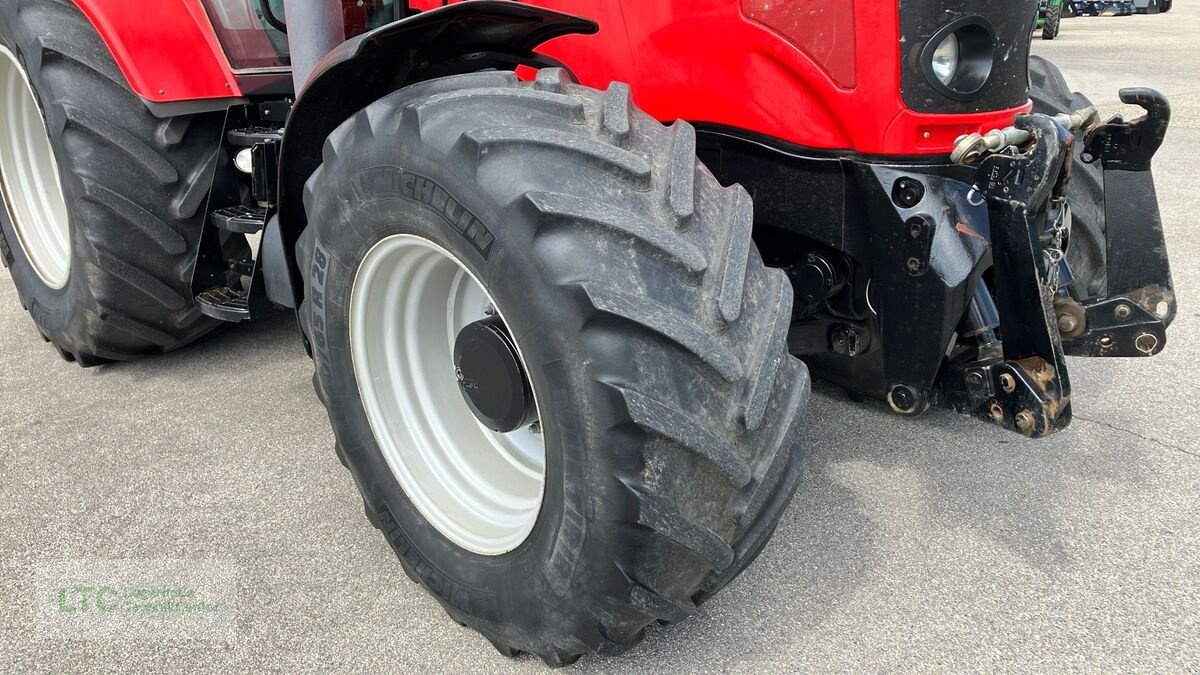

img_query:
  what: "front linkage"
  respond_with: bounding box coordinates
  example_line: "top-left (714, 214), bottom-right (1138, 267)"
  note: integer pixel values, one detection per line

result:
top-left (754, 86), bottom-right (1173, 440)
top-left (941, 113), bottom-right (1079, 438)
top-left (941, 89), bottom-right (1173, 437)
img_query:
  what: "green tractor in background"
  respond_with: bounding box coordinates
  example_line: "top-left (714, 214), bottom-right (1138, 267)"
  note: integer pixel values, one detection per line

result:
top-left (1040, 0), bottom-right (1065, 39)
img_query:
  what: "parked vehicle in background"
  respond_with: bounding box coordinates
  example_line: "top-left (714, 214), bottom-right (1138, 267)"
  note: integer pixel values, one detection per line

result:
top-left (1039, 0), bottom-right (1064, 39)
top-left (1070, 1), bottom-right (1137, 15)
top-left (1133, 0), bottom-right (1172, 12)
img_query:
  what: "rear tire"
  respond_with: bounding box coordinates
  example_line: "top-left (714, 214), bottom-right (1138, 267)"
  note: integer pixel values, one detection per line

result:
top-left (298, 69), bottom-right (810, 664)
top-left (0, 0), bottom-right (224, 365)
top-left (1029, 55), bottom-right (1107, 298)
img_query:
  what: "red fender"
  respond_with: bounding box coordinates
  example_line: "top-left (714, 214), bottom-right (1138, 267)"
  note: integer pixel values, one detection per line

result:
top-left (71, 0), bottom-right (243, 104)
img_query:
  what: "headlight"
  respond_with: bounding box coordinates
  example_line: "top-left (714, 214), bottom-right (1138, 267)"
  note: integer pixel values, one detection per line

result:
top-left (921, 17), bottom-right (995, 100)
top-left (930, 33), bottom-right (959, 85)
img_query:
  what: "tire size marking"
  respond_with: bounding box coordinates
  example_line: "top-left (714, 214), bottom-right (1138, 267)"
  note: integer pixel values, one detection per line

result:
top-left (350, 166), bottom-right (496, 260)
top-left (309, 240), bottom-right (334, 388)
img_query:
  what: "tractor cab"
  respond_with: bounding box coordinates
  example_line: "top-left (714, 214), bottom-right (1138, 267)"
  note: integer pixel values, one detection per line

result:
top-left (200, 0), bottom-right (402, 70)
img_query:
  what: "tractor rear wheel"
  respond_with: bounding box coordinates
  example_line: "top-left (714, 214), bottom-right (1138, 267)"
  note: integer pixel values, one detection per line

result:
top-left (0, 1), bottom-right (224, 365)
top-left (298, 69), bottom-right (810, 665)
top-left (1029, 55), bottom-right (1108, 299)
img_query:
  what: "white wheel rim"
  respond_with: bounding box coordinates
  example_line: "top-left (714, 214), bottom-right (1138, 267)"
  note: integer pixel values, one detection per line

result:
top-left (350, 234), bottom-right (545, 555)
top-left (0, 46), bottom-right (71, 289)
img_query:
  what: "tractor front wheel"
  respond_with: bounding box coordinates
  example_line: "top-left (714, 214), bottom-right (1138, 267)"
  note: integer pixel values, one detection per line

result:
top-left (298, 69), bottom-right (810, 665)
top-left (0, 1), bottom-right (224, 364)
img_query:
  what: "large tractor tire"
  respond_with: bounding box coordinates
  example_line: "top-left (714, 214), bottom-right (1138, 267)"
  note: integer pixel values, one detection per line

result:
top-left (0, 1), bottom-right (224, 365)
top-left (1029, 55), bottom-right (1108, 299)
top-left (298, 69), bottom-right (810, 665)
top-left (1042, 3), bottom-right (1063, 39)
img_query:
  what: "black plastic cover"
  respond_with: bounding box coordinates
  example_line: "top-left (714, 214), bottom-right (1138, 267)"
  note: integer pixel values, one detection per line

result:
top-left (899, 0), bottom-right (1039, 113)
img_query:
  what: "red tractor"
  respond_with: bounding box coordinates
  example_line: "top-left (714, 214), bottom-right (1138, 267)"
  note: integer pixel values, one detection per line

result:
top-left (0, 0), bottom-right (1174, 664)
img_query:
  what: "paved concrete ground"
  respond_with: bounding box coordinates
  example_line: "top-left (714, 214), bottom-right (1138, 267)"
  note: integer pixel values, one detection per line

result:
top-left (2, 9), bottom-right (1198, 673)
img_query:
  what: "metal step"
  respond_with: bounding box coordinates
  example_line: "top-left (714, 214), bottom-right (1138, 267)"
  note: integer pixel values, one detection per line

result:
top-left (196, 287), bottom-right (251, 323)
top-left (226, 126), bottom-right (283, 147)
top-left (211, 205), bottom-right (267, 234)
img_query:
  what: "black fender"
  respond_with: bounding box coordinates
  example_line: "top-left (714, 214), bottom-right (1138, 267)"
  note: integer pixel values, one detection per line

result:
top-left (269, 2), bottom-right (597, 308)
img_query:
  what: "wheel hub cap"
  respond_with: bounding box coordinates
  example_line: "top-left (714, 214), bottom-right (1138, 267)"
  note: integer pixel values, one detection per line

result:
top-left (454, 317), bottom-right (537, 434)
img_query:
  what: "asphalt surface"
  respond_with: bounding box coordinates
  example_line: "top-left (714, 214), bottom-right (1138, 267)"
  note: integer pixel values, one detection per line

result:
top-left (2, 9), bottom-right (1198, 673)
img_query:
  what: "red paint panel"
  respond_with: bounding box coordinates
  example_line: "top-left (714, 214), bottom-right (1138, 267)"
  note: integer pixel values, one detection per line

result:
top-left (413, 0), bottom-right (1028, 155)
top-left (83, 0), bottom-right (1028, 155)
top-left (741, 0), bottom-right (857, 89)
top-left (71, 0), bottom-right (242, 103)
